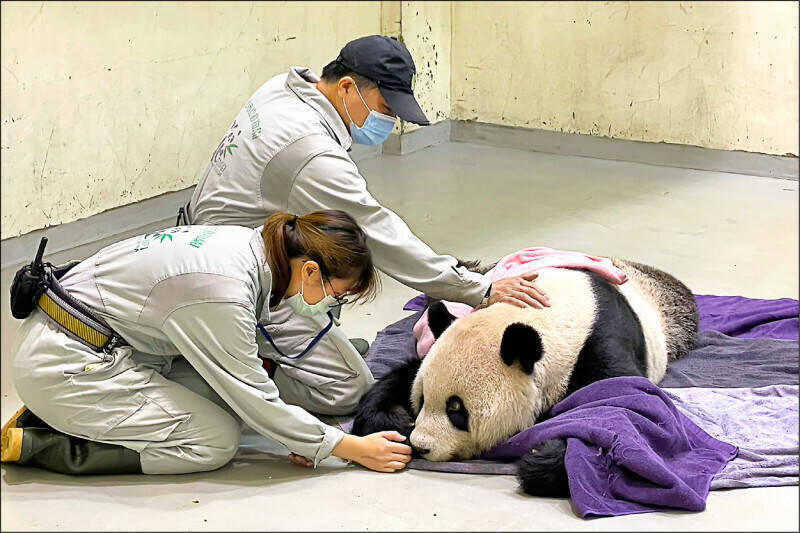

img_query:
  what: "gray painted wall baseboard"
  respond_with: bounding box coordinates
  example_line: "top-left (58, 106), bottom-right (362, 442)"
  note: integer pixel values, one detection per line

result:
top-left (347, 143), bottom-right (383, 162)
top-left (3, 120), bottom-right (795, 269)
top-left (1, 148), bottom-right (382, 270)
top-left (452, 121), bottom-right (799, 181)
top-left (1, 187), bottom-right (195, 270)
top-left (383, 121), bottom-right (451, 155)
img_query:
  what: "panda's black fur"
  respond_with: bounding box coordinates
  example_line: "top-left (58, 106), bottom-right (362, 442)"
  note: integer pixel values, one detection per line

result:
top-left (351, 357), bottom-right (421, 440)
top-left (352, 258), bottom-right (698, 498)
top-left (565, 270), bottom-right (649, 391)
top-left (518, 439), bottom-right (570, 498)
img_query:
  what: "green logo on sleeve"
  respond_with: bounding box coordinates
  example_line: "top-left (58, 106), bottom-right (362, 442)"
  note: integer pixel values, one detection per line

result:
top-left (133, 227), bottom-right (189, 252)
top-left (211, 120), bottom-right (242, 176)
top-left (189, 227), bottom-right (218, 248)
top-left (132, 227), bottom-right (217, 252)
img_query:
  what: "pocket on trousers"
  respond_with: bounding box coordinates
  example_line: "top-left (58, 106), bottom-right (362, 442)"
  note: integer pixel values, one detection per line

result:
top-left (64, 390), bottom-right (188, 444)
top-left (276, 340), bottom-right (360, 388)
top-left (105, 392), bottom-right (189, 443)
top-left (62, 345), bottom-right (132, 381)
top-left (276, 362), bottom-right (344, 388)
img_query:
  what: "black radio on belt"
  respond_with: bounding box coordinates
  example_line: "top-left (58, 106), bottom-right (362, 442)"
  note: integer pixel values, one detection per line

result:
top-left (9, 237), bottom-right (122, 351)
top-left (10, 237), bottom-right (51, 319)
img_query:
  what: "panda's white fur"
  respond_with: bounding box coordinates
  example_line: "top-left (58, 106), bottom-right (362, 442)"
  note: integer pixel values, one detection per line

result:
top-left (413, 268), bottom-right (596, 416)
top-left (613, 263), bottom-right (669, 380)
top-left (352, 257), bottom-right (698, 467)
top-left (408, 265), bottom-right (682, 462)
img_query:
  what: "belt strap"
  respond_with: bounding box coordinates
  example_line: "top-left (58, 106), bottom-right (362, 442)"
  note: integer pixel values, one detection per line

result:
top-left (36, 277), bottom-right (125, 352)
top-left (176, 201), bottom-right (193, 227)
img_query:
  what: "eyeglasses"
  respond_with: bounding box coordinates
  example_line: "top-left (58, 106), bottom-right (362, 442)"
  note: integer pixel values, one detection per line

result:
top-left (324, 275), bottom-right (354, 307)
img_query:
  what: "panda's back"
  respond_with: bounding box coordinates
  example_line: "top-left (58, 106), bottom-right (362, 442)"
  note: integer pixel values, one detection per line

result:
top-left (516, 267), bottom-right (598, 354)
top-left (520, 267), bottom-right (667, 389)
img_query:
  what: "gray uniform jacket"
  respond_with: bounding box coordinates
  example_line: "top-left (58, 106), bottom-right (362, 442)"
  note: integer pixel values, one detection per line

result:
top-left (188, 67), bottom-right (490, 307)
top-left (57, 225), bottom-right (343, 464)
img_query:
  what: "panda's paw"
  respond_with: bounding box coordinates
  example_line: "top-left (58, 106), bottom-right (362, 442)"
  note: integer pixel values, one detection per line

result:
top-left (388, 405), bottom-right (416, 439)
top-left (455, 258), bottom-right (498, 275)
top-left (517, 439), bottom-right (570, 498)
top-left (351, 405), bottom-right (414, 437)
top-left (351, 358), bottom-right (421, 437)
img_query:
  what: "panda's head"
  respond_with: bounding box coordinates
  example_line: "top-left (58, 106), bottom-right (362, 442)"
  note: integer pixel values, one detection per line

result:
top-left (409, 301), bottom-right (549, 461)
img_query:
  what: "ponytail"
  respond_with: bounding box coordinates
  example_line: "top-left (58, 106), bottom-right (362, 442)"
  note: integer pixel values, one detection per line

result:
top-left (261, 212), bottom-right (294, 308)
top-left (262, 210), bottom-right (379, 308)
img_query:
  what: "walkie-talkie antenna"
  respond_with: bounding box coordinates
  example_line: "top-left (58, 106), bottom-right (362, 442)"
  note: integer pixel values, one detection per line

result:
top-left (33, 237), bottom-right (48, 267)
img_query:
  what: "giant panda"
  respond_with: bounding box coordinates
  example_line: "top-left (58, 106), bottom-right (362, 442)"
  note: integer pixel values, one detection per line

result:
top-left (352, 258), bottom-right (698, 497)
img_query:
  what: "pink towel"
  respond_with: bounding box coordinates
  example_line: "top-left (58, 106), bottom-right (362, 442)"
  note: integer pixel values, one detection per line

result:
top-left (414, 247), bottom-right (628, 357)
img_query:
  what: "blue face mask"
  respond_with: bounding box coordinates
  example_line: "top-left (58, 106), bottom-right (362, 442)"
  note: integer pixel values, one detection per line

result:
top-left (343, 82), bottom-right (397, 145)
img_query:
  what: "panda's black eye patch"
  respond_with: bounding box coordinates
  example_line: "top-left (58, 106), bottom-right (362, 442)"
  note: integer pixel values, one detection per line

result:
top-left (446, 395), bottom-right (469, 432)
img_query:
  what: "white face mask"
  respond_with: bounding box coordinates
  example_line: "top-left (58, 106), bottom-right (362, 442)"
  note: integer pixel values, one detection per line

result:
top-left (286, 271), bottom-right (338, 317)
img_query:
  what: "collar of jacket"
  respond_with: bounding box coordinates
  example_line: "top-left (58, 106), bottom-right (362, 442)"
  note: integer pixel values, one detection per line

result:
top-left (285, 66), bottom-right (353, 152)
top-left (249, 227), bottom-right (273, 323)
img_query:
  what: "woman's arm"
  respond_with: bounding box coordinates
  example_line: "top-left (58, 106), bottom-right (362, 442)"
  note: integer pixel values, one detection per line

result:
top-left (162, 301), bottom-right (344, 466)
top-left (161, 300), bottom-right (411, 471)
top-left (290, 432), bottom-right (412, 472)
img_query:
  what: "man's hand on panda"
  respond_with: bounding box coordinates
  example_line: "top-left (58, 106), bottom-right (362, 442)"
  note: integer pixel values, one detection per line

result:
top-left (488, 272), bottom-right (551, 309)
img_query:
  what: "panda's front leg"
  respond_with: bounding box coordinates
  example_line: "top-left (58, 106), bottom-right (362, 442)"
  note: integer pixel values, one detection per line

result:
top-left (351, 358), bottom-right (421, 439)
top-left (517, 438), bottom-right (570, 498)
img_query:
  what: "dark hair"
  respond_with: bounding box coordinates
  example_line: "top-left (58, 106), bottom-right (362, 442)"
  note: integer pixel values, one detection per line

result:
top-left (320, 60), bottom-right (377, 90)
top-left (262, 210), bottom-right (380, 308)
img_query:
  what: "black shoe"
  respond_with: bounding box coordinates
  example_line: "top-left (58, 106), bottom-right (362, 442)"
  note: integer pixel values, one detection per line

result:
top-left (349, 338), bottom-right (370, 357)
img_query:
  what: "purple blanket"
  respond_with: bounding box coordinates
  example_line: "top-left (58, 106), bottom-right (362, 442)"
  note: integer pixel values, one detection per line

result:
top-left (375, 293), bottom-right (799, 516)
top-left (480, 377), bottom-right (737, 518)
top-left (694, 294), bottom-right (799, 341)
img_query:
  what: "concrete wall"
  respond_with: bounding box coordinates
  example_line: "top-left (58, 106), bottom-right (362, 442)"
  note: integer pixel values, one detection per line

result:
top-left (397, 1), bottom-right (452, 133)
top-left (3, 1), bottom-right (797, 239)
top-left (0, 1), bottom-right (381, 239)
top-left (451, 1), bottom-right (799, 156)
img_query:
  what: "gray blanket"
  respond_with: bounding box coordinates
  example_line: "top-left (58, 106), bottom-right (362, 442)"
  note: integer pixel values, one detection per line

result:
top-left (660, 330), bottom-right (799, 388)
top-left (665, 385), bottom-right (799, 489)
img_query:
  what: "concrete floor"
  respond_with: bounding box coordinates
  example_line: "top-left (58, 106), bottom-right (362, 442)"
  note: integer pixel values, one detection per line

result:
top-left (1, 141), bottom-right (798, 531)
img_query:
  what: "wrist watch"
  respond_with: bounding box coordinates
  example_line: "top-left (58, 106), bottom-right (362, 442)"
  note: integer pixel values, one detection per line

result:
top-left (478, 283), bottom-right (493, 309)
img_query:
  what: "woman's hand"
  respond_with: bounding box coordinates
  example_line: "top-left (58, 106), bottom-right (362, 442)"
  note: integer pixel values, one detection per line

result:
top-left (288, 453), bottom-right (314, 468)
top-left (488, 272), bottom-right (550, 309)
top-left (332, 432), bottom-right (412, 472)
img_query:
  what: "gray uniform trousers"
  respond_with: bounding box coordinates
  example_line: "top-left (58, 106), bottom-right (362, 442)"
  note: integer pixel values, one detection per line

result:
top-left (12, 301), bottom-right (372, 475)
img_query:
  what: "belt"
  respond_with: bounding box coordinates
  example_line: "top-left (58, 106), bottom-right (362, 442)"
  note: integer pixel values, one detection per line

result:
top-left (37, 269), bottom-right (126, 353)
top-left (176, 201), bottom-right (193, 227)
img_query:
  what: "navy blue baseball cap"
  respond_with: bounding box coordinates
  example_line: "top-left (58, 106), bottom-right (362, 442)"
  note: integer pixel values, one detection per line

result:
top-left (336, 35), bottom-right (430, 126)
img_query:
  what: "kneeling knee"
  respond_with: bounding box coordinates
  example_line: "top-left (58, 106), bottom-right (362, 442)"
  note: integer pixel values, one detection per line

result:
top-left (197, 418), bottom-right (240, 471)
top-left (174, 410), bottom-right (240, 472)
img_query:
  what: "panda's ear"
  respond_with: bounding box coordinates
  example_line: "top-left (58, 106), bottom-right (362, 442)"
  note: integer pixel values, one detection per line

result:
top-left (428, 301), bottom-right (456, 339)
top-left (500, 323), bottom-right (543, 374)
